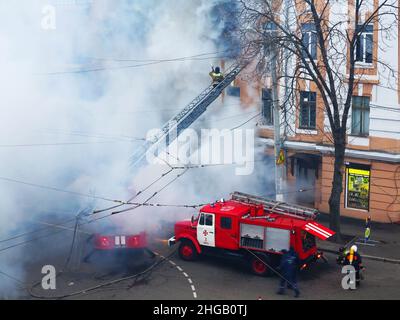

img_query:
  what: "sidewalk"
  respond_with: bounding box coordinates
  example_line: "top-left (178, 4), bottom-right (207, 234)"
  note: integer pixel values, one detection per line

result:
top-left (316, 213), bottom-right (400, 263)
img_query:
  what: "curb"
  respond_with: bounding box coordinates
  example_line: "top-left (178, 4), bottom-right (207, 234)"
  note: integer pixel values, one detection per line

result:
top-left (319, 247), bottom-right (400, 265)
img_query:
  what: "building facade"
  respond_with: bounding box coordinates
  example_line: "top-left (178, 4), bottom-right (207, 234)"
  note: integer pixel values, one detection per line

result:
top-left (229, 0), bottom-right (400, 223)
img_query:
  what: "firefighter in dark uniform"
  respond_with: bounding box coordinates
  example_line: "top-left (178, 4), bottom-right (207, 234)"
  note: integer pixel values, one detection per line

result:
top-left (209, 66), bottom-right (224, 87)
top-left (337, 246), bottom-right (350, 265)
top-left (277, 247), bottom-right (300, 297)
top-left (343, 245), bottom-right (363, 285)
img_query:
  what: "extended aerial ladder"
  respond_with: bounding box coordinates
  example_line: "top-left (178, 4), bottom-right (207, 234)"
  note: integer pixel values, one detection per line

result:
top-left (131, 63), bottom-right (246, 167)
top-left (231, 191), bottom-right (319, 220)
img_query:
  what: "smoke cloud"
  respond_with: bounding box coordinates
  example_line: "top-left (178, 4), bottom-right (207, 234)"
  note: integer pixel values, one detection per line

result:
top-left (0, 0), bottom-right (273, 298)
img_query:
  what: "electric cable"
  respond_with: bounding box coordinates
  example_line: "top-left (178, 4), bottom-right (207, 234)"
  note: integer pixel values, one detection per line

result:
top-left (0, 217), bottom-right (77, 244)
top-left (230, 112), bottom-right (262, 130)
top-left (85, 50), bottom-right (232, 63)
top-left (0, 269), bottom-right (27, 290)
top-left (0, 176), bottom-right (126, 204)
top-left (0, 168), bottom-right (176, 245)
top-left (37, 50), bottom-right (234, 75)
top-left (87, 168), bottom-right (189, 223)
top-left (0, 140), bottom-right (143, 148)
top-left (28, 248), bottom-right (177, 299)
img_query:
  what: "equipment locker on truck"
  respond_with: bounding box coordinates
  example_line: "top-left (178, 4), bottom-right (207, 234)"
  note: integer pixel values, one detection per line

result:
top-left (169, 192), bottom-right (335, 276)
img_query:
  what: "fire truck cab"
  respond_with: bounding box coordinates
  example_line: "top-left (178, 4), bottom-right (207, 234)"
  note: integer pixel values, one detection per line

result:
top-left (169, 192), bottom-right (335, 276)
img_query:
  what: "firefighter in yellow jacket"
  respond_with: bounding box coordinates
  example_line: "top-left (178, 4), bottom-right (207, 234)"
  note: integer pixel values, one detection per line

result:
top-left (209, 66), bottom-right (224, 87)
top-left (343, 245), bottom-right (364, 286)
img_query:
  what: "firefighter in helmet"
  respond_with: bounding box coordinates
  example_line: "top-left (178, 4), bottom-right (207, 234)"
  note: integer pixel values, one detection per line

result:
top-left (277, 247), bottom-right (300, 297)
top-left (209, 66), bottom-right (224, 87)
top-left (343, 245), bottom-right (363, 285)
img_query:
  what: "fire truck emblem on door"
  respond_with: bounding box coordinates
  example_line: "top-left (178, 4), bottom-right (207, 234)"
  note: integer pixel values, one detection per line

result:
top-left (203, 230), bottom-right (208, 237)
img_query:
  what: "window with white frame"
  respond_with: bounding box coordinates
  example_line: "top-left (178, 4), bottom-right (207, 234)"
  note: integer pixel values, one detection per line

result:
top-left (351, 96), bottom-right (370, 136)
top-left (299, 91), bottom-right (317, 129)
top-left (301, 23), bottom-right (317, 60)
top-left (355, 24), bottom-right (374, 64)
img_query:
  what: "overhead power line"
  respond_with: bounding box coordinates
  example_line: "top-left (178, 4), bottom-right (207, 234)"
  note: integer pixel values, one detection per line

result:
top-left (0, 269), bottom-right (27, 289)
top-left (88, 168), bottom-right (189, 222)
top-left (0, 167), bottom-right (176, 245)
top-left (230, 112), bottom-right (262, 130)
top-left (0, 157), bottom-right (281, 244)
top-left (0, 98), bottom-right (263, 251)
top-left (0, 217), bottom-right (77, 244)
top-left (0, 176), bottom-right (124, 204)
top-left (0, 167), bottom-right (189, 252)
top-left (37, 50), bottom-right (234, 76)
top-left (85, 50), bottom-right (233, 63)
top-left (92, 167), bottom-right (175, 215)
top-left (0, 187), bottom-right (314, 254)
top-left (0, 140), bottom-right (145, 148)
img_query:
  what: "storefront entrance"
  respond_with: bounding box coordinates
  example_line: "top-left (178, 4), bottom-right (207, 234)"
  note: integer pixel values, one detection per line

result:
top-left (290, 153), bottom-right (321, 206)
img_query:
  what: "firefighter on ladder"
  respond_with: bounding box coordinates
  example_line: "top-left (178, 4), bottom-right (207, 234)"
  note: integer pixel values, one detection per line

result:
top-left (209, 66), bottom-right (224, 87)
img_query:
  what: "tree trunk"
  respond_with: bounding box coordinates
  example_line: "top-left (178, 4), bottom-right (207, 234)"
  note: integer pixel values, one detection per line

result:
top-left (328, 134), bottom-right (346, 242)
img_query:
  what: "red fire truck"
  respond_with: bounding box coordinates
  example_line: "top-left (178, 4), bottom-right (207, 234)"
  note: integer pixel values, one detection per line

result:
top-left (168, 192), bottom-right (335, 276)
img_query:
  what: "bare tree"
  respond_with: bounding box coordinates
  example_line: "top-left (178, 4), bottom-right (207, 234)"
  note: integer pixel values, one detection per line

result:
top-left (237, 0), bottom-right (398, 240)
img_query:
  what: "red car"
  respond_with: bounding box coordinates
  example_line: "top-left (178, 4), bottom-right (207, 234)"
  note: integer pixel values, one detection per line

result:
top-left (84, 229), bottom-right (154, 267)
top-left (93, 232), bottom-right (148, 251)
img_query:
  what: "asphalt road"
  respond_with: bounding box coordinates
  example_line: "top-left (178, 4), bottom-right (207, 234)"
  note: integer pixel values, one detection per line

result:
top-left (17, 235), bottom-right (400, 300)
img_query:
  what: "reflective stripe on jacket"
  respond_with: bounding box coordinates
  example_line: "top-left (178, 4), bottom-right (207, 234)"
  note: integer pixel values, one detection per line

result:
top-left (209, 72), bottom-right (224, 82)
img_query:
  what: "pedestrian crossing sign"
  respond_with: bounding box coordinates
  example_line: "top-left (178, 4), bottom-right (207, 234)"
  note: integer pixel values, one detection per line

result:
top-left (276, 149), bottom-right (285, 165)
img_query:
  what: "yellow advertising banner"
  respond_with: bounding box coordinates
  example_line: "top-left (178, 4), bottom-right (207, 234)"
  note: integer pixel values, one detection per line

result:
top-left (346, 167), bottom-right (370, 210)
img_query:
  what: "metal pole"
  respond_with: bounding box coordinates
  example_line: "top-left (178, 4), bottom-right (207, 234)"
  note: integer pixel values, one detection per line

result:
top-left (65, 207), bottom-right (91, 271)
top-left (271, 45), bottom-right (283, 202)
top-left (282, 0), bottom-right (290, 182)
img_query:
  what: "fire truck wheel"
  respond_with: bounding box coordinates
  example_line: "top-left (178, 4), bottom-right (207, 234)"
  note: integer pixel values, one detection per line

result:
top-left (249, 255), bottom-right (272, 277)
top-left (178, 240), bottom-right (198, 261)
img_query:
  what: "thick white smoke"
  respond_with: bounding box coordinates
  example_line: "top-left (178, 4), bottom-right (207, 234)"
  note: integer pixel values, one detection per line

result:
top-left (0, 0), bottom-right (273, 297)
